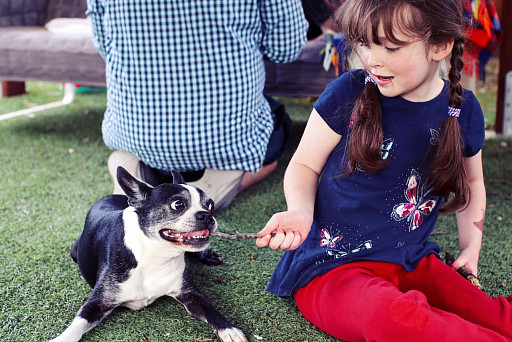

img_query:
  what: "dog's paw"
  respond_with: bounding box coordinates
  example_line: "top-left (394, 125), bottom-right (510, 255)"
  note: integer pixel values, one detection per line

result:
top-left (215, 327), bottom-right (248, 342)
top-left (193, 249), bottom-right (223, 266)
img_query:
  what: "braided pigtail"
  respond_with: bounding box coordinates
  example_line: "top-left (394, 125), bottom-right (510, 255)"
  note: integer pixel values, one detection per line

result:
top-left (428, 38), bottom-right (469, 212)
top-left (347, 76), bottom-right (388, 174)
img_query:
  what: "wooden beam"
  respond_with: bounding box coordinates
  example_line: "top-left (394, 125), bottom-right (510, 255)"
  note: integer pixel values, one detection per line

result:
top-left (495, 0), bottom-right (511, 134)
top-left (1, 81), bottom-right (26, 97)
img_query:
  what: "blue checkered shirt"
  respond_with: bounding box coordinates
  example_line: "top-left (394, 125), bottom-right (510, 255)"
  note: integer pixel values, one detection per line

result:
top-left (87, 0), bottom-right (307, 172)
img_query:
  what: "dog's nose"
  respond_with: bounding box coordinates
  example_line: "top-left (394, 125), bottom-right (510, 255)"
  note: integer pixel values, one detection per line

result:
top-left (195, 211), bottom-right (212, 223)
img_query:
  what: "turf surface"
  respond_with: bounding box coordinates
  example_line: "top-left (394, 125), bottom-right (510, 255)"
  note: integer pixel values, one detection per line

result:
top-left (1, 81), bottom-right (511, 341)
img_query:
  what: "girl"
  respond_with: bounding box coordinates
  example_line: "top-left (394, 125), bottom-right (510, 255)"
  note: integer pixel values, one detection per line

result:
top-left (256, 0), bottom-right (512, 340)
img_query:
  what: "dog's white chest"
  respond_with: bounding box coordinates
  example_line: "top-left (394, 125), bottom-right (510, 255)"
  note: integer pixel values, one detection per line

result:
top-left (119, 212), bottom-right (187, 310)
top-left (118, 256), bottom-right (185, 310)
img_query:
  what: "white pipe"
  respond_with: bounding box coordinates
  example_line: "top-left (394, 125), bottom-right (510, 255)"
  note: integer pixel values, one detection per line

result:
top-left (0, 83), bottom-right (76, 122)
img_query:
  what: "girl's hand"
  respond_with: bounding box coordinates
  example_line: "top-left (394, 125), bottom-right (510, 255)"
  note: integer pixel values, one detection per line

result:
top-left (451, 247), bottom-right (480, 277)
top-left (256, 211), bottom-right (313, 250)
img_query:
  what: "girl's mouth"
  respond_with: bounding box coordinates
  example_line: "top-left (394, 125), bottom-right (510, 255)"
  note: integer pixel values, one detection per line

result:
top-left (375, 74), bottom-right (393, 81)
top-left (374, 74), bottom-right (394, 85)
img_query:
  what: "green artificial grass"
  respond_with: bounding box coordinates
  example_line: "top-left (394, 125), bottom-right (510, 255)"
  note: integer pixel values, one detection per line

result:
top-left (1, 81), bottom-right (511, 342)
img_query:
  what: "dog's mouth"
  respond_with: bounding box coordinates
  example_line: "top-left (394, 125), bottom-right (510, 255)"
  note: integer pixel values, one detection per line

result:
top-left (159, 228), bottom-right (210, 245)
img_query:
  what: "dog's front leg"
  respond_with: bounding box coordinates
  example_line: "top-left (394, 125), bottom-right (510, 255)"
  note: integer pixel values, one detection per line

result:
top-left (50, 295), bottom-right (116, 342)
top-left (174, 274), bottom-right (247, 342)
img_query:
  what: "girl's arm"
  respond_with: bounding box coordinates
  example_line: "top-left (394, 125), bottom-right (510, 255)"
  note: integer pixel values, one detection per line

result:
top-left (452, 150), bottom-right (486, 276)
top-left (256, 109), bottom-right (341, 250)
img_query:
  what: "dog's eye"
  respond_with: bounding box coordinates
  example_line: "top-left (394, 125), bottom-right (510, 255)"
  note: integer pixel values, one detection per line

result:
top-left (208, 202), bottom-right (214, 212)
top-left (170, 200), bottom-right (184, 211)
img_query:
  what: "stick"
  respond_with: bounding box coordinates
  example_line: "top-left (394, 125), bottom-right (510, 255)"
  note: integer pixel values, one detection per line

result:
top-left (212, 231), bottom-right (275, 240)
top-left (212, 231), bottom-right (259, 240)
top-left (445, 252), bottom-right (482, 290)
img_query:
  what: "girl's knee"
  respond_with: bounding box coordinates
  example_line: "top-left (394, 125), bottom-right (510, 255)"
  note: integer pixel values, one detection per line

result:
top-left (388, 290), bottom-right (432, 330)
top-left (360, 290), bottom-right (433, 342)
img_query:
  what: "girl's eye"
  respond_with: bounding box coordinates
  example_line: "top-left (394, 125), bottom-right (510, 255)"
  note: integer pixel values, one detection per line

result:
top-left (171, 200), bottom-right (185, 211)
top-left (385, 47), bottom-right (400, 53)
top-left (359, 42), bottom-right (370, 49)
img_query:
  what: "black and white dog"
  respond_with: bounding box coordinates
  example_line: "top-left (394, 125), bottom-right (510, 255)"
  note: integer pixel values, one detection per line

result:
top-left (50, 167), bottom-right (247, 342)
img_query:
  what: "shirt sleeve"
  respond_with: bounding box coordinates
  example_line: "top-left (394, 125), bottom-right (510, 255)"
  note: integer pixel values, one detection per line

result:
top-left (259, 0), bottom-right (308, 63)
top-left (86, 0), bottom-right (107, 60)
top-left (314, 69), bottom-right (365, 135)
top-left (459, 90), bottom-right (485, 157)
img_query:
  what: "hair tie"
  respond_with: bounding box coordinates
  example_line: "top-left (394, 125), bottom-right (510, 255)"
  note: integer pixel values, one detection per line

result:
top-left (448, 107), bottom-right (461, 118)
top-left (365, 75), bottom-right (377, 86)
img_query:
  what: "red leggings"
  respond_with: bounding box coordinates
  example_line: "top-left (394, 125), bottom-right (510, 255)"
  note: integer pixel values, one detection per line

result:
top-left (295, 255), bottom-right (512, 341)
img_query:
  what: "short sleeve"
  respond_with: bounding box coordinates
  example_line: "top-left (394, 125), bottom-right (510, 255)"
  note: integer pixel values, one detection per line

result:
top-left (459, 90), bottom-right (485, 157)
top-left (313, 69), bottom-right (365, 135)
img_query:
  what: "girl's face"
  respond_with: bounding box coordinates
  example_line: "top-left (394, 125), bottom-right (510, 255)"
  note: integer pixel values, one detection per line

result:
top-left (360, 23), bottom-right (445, 102)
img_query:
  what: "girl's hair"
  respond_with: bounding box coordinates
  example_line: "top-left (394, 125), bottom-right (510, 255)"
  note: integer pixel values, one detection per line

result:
top-left (337, 0), bottom-right (468, 212)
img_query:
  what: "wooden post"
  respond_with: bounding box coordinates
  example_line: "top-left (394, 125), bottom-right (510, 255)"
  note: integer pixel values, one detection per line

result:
top-left (495, 0), bottom-right (511, 134)
top-left (1, 81), bottom-right (26, 97)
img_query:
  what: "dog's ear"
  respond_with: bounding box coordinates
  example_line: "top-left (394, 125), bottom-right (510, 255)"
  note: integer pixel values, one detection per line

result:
top-left (117, 166), bottom-right (152, 207)
top-left (170, 170), bottom-right (185, 184)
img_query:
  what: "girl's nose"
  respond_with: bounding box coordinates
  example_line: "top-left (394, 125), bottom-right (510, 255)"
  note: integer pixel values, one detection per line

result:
top-left (366, 48), bottom-right (383, 68)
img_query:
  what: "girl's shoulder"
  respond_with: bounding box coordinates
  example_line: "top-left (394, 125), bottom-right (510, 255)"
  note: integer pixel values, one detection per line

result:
top-left (459, 88), bottom-right (485, 157)
top-left (313, 69), bottom-right (366, 134)
top-left (461, 88), bottom-right (481, 110)
top-left (320, 69), bottom-right (366, 99)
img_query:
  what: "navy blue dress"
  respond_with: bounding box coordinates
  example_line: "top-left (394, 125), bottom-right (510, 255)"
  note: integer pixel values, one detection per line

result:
top-left (268, 69), bottom-right (485, 297)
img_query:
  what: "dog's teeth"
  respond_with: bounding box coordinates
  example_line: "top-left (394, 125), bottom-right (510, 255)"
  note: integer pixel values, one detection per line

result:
top-left (161, 228), bottom-right (208, 243)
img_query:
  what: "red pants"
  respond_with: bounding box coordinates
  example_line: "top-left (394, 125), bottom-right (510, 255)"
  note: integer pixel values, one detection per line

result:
top-left (295, 255), bottom-right (512, 341)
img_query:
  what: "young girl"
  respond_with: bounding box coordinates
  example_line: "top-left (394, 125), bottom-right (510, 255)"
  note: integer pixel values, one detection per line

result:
top-left (256, 0), bottom-right (512, 340)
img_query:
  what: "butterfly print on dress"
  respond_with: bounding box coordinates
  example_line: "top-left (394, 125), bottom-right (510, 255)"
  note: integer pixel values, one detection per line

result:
top-left (391, 170), bottom-right (437, 232)
top-left (319, 227), bottom-right (372, 259)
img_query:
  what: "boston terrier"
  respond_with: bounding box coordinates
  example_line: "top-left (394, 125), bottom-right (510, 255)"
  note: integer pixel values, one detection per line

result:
top-left (50, 167), bottom-right (247, 342)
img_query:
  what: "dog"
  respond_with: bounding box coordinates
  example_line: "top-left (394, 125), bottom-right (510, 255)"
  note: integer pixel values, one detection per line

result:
top-left (50, 166), bottom-right (247, 342)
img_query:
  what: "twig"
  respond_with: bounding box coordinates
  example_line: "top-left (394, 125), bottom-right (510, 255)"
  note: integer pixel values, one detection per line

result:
top-left (212, 231), bottom-right (276, 240)
top-left (445, 252), bottom-right (482, 290)
top-left (212, 231), bottom-right (259, 240)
